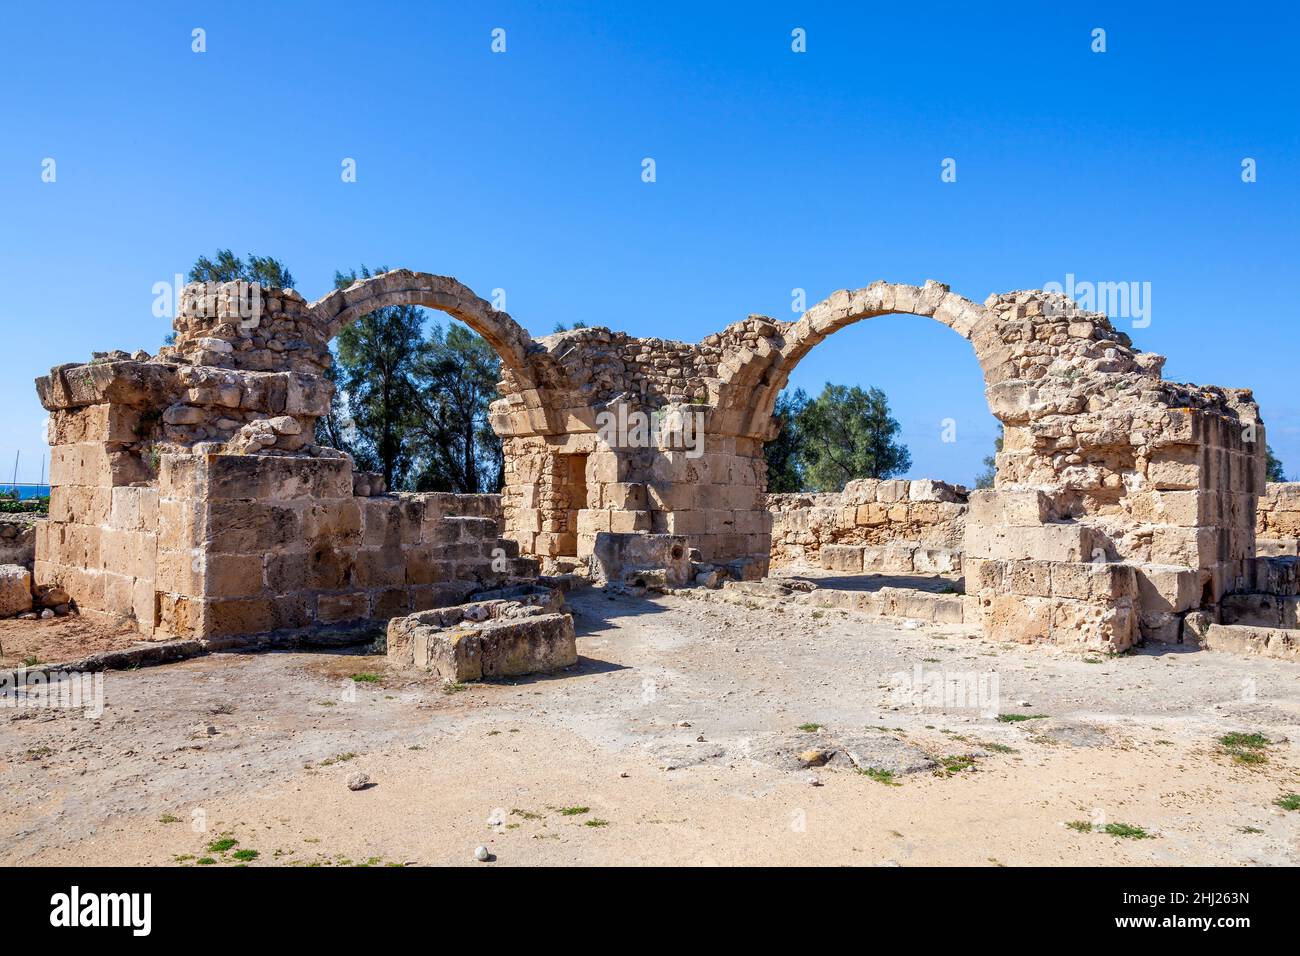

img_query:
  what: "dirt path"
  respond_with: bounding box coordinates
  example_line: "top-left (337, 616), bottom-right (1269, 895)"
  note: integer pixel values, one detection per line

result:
top-left (0, 615), bottom-right (141, 669)
top-left (2, 590), bottom-right (1297, 866)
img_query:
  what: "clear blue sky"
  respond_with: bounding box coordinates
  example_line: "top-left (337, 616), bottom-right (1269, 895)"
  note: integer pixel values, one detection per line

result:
top-left (2, 1), bottom-right (1296, 487)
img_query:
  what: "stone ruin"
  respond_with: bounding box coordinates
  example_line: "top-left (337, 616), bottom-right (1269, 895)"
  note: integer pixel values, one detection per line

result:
top-left (26, 269), bottom-right (1298, 660)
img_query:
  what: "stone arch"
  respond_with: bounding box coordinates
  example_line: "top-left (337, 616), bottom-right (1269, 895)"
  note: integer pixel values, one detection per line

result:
top-left (307, 269), bottom-right (535, 381)
top-left (712, 280), bottom-right (997, 442)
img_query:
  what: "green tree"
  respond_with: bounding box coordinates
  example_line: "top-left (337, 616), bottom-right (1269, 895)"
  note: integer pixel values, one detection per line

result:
top-left (974, 425), bottom-right (1004, 489)
top-left (1266, 445), bottom-right (1287, 482)
top-left (332, 266), bottom-right (424, 490)
top-left (188, 249), bottom-right (295, 289)
top-left (763, 388), bottom-right (809, 493)
top-left (798, 384), bottom-right (911, 490)
top-left (762, 383), bottom-right (911, 492)
top-left (410, 323), bottom-right (504, 493)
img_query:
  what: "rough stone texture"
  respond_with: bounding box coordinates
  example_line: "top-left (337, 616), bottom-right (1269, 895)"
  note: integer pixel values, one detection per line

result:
top-left (386, 588), bottom-right (576, 680)
top-left (1255, 482), bottom-right (1300, 555)
top-left (33, 274), bottom-right (1269, 652)
top-left (0, 564), bottom-right (33, 618)
top-left (589, 532), bottom-right (691, 588)
top-left (0, 514), bottom-right (41, 569)
top-left (768, 478), bottom-right (967, 570)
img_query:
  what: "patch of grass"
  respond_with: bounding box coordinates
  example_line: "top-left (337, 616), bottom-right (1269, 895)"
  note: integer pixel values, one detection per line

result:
top-left (856, 767), bottom-right (901, 786)
top-left (510, 808), bottom-right (543, 821)
top-left (23, 656), bottom-right (40, 668)
top-left (1066, 820), bottom-right (1093, 833)
top-left (1239, 826), bottom-right (1263, 834)
top-left (934, 755), bottom-right (978, 777)
top-left (158, 813), bottom-right (182, 824)
top-left (996, 713), bottom-right (1048, 723)
top-left (1103, 822), bottom-right (1153, 840)
top-left (319, 752), bottom-right (357, 766)
top-left (559, 806), bottom-right (590, 816)
top-left (442, 680), bottom-right (468, 695)
top-left (231, 849), bottom-right (259, 862)
top-left (487, 730), bottom-right (501, 736)
top-left (349, 673), bottom-right (382, 683)
top-left (584, 819), bottom-right (609, 828)
top-left (172, 854), bottom-right (194, 863)
top-left (195, 857), bottom-right (217, 866)
top-left (1219, 732), bottom-right (1273, 765)
top-left (26, 746), bottom-right (54, 759)
top-left (1273, 793), bottom-right (1300, 811)
top-left (980, 742), bottom-right (1017, 754)
top-left (797, 723), bottom-right (822, 732)
top-left (206, 837), bottom-right (238, 853)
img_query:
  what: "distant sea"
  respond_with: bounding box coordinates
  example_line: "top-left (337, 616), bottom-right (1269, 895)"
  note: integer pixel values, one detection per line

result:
top-left (0, 484), bottom-right (50, 499)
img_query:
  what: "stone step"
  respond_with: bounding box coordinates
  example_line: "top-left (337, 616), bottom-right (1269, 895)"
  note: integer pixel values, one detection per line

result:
top-left (706, 578), bottom-right (966, 624)
top-left (1186, 616), bottom-right (1300, 661)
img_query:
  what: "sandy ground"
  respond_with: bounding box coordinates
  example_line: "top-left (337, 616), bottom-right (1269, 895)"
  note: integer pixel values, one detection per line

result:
top-left (2, 588), bottom-right (1298, 867)
top-left (0, 615), bottom-right (140, 669)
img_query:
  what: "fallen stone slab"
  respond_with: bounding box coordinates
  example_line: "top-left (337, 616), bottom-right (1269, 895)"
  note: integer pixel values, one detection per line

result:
top-left (743, 730), bottom-right (935, 776)
top-left (387, 587), bottom-right (577, 681)
top-left (1192, 620), bottom-right (1300, 661)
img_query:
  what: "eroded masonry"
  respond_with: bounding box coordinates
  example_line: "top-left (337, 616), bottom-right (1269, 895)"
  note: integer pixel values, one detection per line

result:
top-left (29, 271), bottom-right (1299, 658)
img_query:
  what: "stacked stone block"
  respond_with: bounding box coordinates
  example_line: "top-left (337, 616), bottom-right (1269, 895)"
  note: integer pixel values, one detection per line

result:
top-left (769, 478), bottom-right (966, 570)
top-left (1255, 482), bottom-right (1300, 555)
top-left (155, 454), bottom-right (519, 641)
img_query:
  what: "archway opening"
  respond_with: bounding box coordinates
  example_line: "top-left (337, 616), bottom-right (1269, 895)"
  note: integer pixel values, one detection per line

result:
top-left (760, 310), bottom-right (1000, 610)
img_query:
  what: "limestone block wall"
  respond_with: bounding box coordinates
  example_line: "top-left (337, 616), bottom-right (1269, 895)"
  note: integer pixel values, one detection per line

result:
top-left (768, 479), bottom-right (967, 569)
top-left (37, 399), bottom-right (160, 632)
top-left (1255, 482), bottom-right (1300, 555)
top-left (155, 454), bottom-right (515, 641)
top-left (501, 429), bottom-right (770, 570)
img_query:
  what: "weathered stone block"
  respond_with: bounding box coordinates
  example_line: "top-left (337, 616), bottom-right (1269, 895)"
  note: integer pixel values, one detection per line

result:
top-left (590, 532), bottom-right (691, 586)
top-left (388, 597), bottom-right (576, 680)
top-left (966, 489), bottom-right (1052, 526)
top-left (964, 522), bottom-right (1094, 562)
top-left (0, 564), bottom-right (32, 617)
top-left (1134, 565), bottom-right (1202, 612)
top-left (821, 544), bottom-right (863, 573)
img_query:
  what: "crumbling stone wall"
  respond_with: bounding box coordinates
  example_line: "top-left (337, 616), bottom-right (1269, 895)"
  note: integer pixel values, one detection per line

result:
top-left (768, 479), bottom-right (966, 570)
top-left (34, 272), bottom-right (1267, 652)
top-left (0, 514), bottom-right (40, 569)
top-left (712, 281), bottom-right (1264, 650)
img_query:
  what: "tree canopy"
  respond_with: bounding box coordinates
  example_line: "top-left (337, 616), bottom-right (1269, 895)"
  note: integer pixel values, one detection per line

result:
top-left (763, 383), bottom-right (911, 492)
